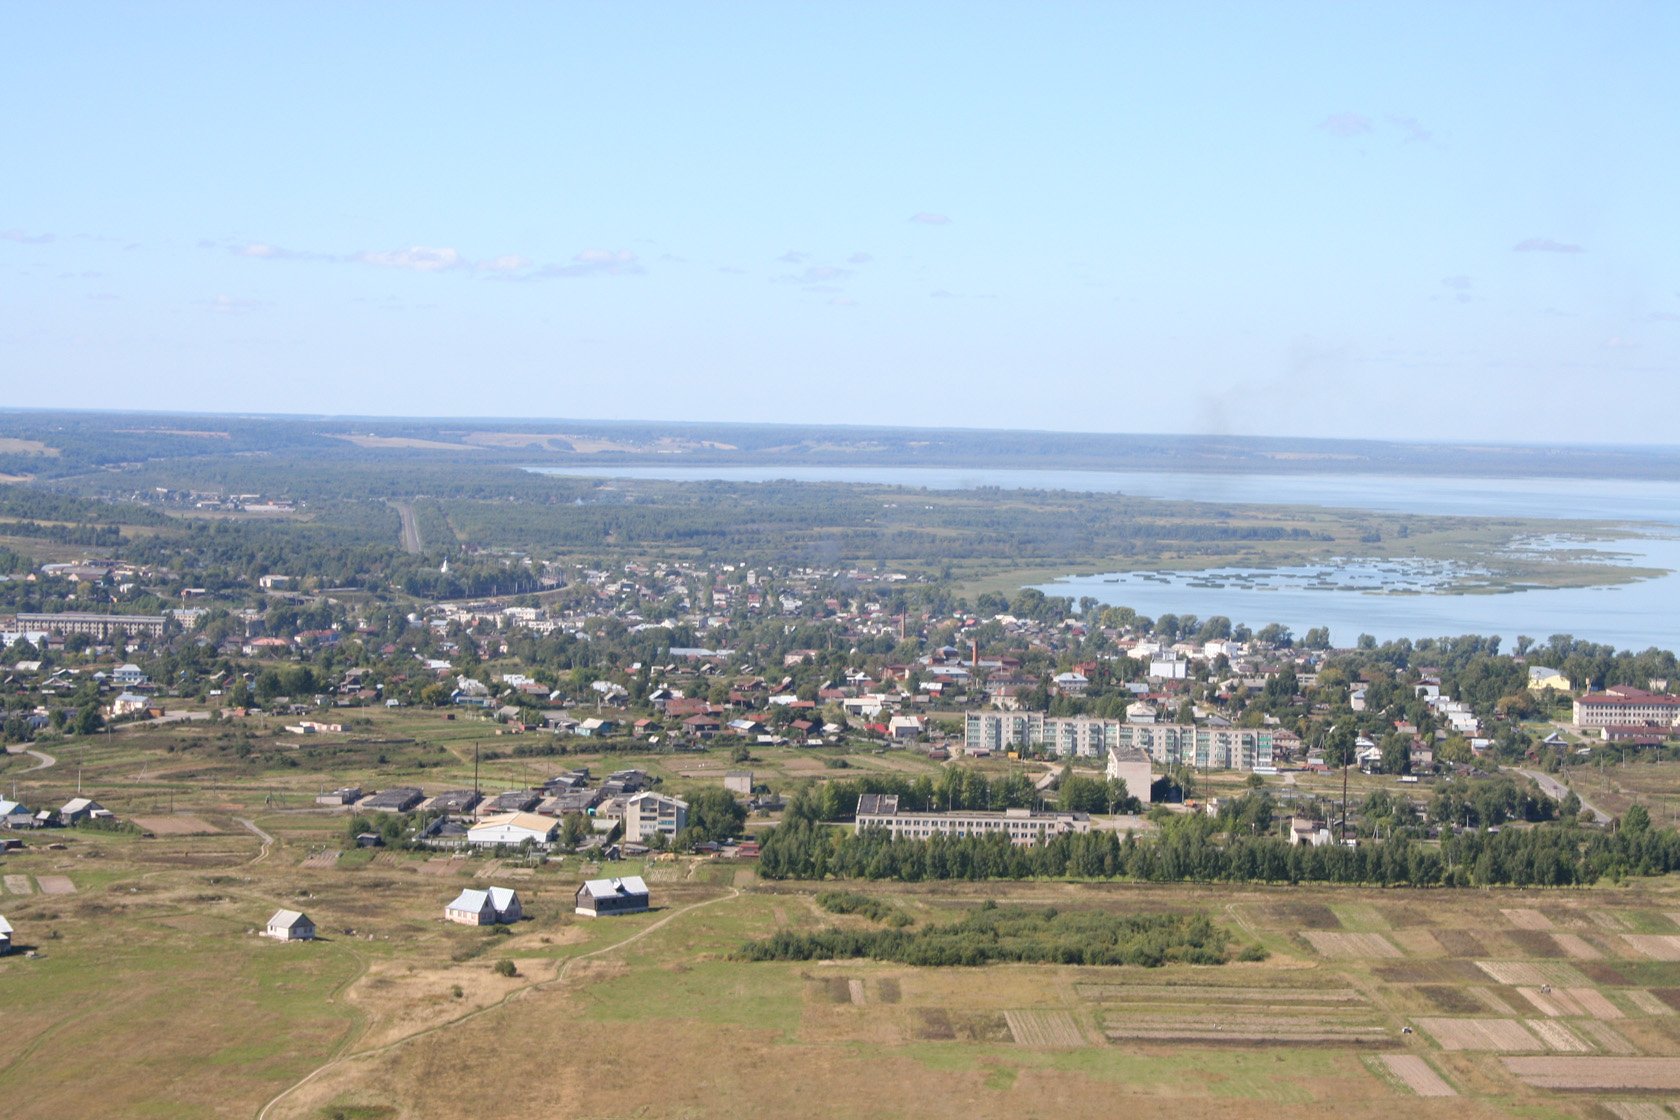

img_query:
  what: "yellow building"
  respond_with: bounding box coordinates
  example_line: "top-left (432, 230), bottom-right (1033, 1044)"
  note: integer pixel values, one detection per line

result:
top-left (1527, 666), bottom-right (1570, 693)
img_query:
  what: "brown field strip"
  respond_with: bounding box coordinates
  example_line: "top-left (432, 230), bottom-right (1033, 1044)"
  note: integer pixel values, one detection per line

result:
top-left (299, 850), bottom-right (340, 868)
top-left (414, 857), bottom-right (465, 877)
top-left (1502, 908), bottom-right (1553, 931)
top-left (1575, 1020), bottom-right (1637, 1054)
top-left (1106, 1024), bottom-right (1386, 1045)
top-left (1432, 929), bottom-right (1487, 956)
top-left (1568, 987), bottom-right (1626, 1020)
top-left (1526, 1019), bottom-right (1592, 1052)
top-left (1503, 1056), bottom-right (1680, 1090)
top-left (848, 979), bottom-right (866, 1006)
top-left (2, 874), bottom-right (31, 894)
top-left (1414, 1017), bottom-right (1541, 1052)
top-left (1476, 960), bottom-right (1590, 986)
top-left (1518, 987), bottom-right (1587, 1017)
top-left (1302, 931), bottom-right (1402, 959)
top-left (131, 814), bottom-right (220, 834)
top-left (1005, 1010), bottom-right (1084, 1047)
top-left (35, 875), bottom-right (75, 895)
top-left (1375, 1054), bottom-right (1457, 1097)
top-left (1076, 984), bottom-right (1365, 1004)
top-left (1603, 1103), bottom-right (1673, 1120)
top-left (1626, 990), bottom-right (1675, 1016)
top-left (1554, 932), bottom-right (1604, 960)
top-left (1622, 935), bottom-right (1680, 962)
top-left (1470, 986), bottom-right (1519, 1014)
top-left (1591, 911), bottom-right (1637, 932)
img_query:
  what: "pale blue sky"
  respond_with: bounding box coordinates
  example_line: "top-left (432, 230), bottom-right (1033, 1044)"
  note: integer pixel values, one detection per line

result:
top-left (4, 2), bottom-right (1677, 442)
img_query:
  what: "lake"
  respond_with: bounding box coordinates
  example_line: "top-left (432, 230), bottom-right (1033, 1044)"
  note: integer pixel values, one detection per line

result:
top-left (528, 464), bottom-right (1680, 650)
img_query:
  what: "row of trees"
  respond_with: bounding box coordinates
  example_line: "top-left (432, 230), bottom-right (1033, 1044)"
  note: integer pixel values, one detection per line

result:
top-left (755, 814), bottom-right (1680, 888)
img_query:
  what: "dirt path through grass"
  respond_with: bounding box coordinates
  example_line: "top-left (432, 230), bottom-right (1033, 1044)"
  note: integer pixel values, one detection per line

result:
top-left (255, 886), bottom-right (739, 1120)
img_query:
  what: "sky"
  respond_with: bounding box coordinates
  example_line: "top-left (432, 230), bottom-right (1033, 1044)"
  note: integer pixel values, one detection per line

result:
top-left (4, 2), bottom-right (1678, 443)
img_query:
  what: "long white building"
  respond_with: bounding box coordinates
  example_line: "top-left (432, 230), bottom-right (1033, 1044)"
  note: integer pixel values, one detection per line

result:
top-left (964, 711), bottom-right (1272, 771)
top-left (854, 794), bottom-right (1091, 846)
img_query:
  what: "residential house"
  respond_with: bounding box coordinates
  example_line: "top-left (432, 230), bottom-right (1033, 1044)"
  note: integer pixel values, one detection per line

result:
top-left (266, 909), bottom-right (315, 941)
top-left (575, 876), bottom-right (650, 917)
top-left (444, 886), bottom-right (523, 925)
top-left (60, 798), bottom-right (113, 825)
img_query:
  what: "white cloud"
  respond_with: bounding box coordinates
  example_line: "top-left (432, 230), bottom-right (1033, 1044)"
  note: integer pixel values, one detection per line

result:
top-left (356, 246), bottom-right (466, 272)
top-left (477, 254), bottom-right (531, 273)
top-left (1, 228), bottom-right (54, 244)
top-left (1319, 113), bottom-right (1373, 137)
top-left (909, 212), bottom-right (951, 225)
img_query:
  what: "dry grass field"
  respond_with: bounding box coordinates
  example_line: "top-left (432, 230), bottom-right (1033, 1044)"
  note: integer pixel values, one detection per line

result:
top-left (3, 724), bottom-right (1680, 1119)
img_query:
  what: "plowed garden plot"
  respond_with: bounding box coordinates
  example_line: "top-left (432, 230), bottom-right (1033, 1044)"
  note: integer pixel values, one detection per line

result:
top-left (911, 1009), bottom-right (1010, 1042)
top-left (3, 874), bottom-right (31, 894)
top-left (1518, 987), bottom-right (1590, 1017)
top-left (1433, 930), bottom-right (1487, 956)
top-left (1104, 1015), bottom-right (1387, 1046)
top-left (1470, 987), bottom-right (1520, 1014)
top-left (1302, 931), bottom-right (1402, 959)
top-left (35, 875), bottom-right (75, 894)
top-left (1077, 984), bottom-right (1365, 1005)
top-left (1567, 987), bottom-right (1625, 1020)
top-left (1626, 990), bottom-right (1676, 1016)
top-left (1507, 930), bottom-right (1566, 958)
top-left (415, 857), bottom-right (466, 877)
top-left (1622, 935), bottom-right (1680, 962)
top-left (1554, 933), bottom-right (1604, 960)
top-left (299, 850), bottom-right (340, 868)
top-left (1269, 901), bottom-right (1340, 929)
top-left (1575, 1020), bottom-right (1637, 1054)
top-left (1592, 911), bottom-right (1637, 932)
top-left (1415, 986), bottom-right (1484, 1014)
top-left (1005, 1010), bottom-right (1084, 1047)
top-left (1414, 1017), bottom-right (1540, 1052)
top-left (1476, 961), bottom-right (1590, 987)
top-left (1374, 1054), bottom-right (1457, 1097)
top-left (131, 815), bottom-right (219, 834)
top-left (1502, 908), bottom-right (1553, 930)
top-left (1503, 1056), bottom-right (1680, 1090)
top-left (1526, 1019), bottom-right (1591, 1052)
top-left (848, 979), bottom-right (866, 1005)
top-left (1602, 1103), bottom-right (1673, 1120)
top-left (1580, 962), bottom-right (1630, 986)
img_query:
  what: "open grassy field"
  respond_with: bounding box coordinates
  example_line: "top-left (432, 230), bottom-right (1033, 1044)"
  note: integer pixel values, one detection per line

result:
top-left (4, 719), bottom-right (1680, 1119)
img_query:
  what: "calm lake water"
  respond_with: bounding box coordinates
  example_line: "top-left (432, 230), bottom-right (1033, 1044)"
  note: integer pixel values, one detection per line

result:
top-left (529, 465), bottom-right (1680, 650)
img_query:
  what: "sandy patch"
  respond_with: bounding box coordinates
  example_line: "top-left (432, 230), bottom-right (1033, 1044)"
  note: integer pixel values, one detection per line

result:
top-left (1503, 1056), bottom-right (1680, 1090)
top-left (1375, 1054), bottom-right (1456, 1097)
top-left (132, 815), bottom-right (220, 835)
top-left (35, 875), bottom-right (75, 895)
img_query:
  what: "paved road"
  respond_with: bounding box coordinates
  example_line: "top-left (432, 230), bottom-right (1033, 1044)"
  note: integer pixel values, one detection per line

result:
top-left (392, 500), bottom-right (422, 554)
top-left (1514, 766), bottom-right (1611, 825)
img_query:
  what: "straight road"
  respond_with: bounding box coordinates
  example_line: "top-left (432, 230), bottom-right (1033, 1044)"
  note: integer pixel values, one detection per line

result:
top-left (1513, 766), bottom-right (1611, 825)
top-left (392, 500), bottom-right (422, 554)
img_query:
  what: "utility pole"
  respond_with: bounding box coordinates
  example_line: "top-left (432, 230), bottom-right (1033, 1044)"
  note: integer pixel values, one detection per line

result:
top-left (473, 741), bottom-right (480, 797)
top-left (1340, 757), bottom-right (1349, 843)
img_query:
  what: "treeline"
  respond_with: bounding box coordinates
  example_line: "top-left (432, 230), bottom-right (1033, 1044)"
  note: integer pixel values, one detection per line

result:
top-left (756, 816), bottom-right (1680, 888)
top-left (737, 903), bottom-right (1231, 967)
top-left (0, 520), bottom-right (124, 547)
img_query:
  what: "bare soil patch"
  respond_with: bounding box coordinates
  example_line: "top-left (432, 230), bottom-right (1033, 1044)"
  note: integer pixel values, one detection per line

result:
top-left (1389, 928), bottom-right (1443, 956)
top-left (1568, 987), bottom-right (1626, 1020)
top-left (1507, 929), bottom-right (1565, 958)
top-left (1470, 987), bottom-right (1520, 1015)
top-left (1527, 1018), bottom-right (1592, 1052)
top-left (848, 978), bottom-right (866, 1005)
top-left (1415, 986), bottom-right (1483, 1014)
top-left (3, 874), bottom-right (32, 894)
top-left (1414, 1017), bottom-right (1540, 1052)
top-left (875, 978), bottom-right (901, 1004)
top-left (415, 858), bottom-right (466, 877)
top-left (1374, 1054), bottom-right (1457, 1097)
top-left (1432, 929), bottom-right (1487, 957)
top-left (1576, 1020), bottom-right (1637, 1054)
top-left (1476, 960), bottom-right (1589, 987)
top-left (1555, 932), bottom-right (1605, 960)
top-left (1622, 935), bottom-right (1680, 962)
top-left (1502, 908), bottom-right (1553, 931)
top-left (132, 815), bottom-right (220, 835)
top-left (1302, 931), bottom-right (1401, 959)
top-left (1519, 986), bottom-right (1588, 1017)
top-left (1580, 962), bottom-right (1630, 986)
top-left (1625, 990), bottom-right (1675, 1016)
top-left (1005, 1009), bottom-right (1085, 1047)
top-left (1591, 911), bottom-right (1637, 933)
top-left (1504, 1056), bottom-right (1680, 1090)
top-left (35, 875), bottom-right (75, 895)
top-left (300, 850), bottom-right (341, 869)
top-left (1270, 901), bottom-right (1340, 929)
top-left (912, 1008), bottom-right (1009, 1042)
top-left (1603, 1103), bottom-right (1672, 1120)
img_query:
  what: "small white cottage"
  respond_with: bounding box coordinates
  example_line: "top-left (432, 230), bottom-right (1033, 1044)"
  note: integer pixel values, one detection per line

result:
top-left (444, 886), bottom-right (523, 926)
top-left (266, 909), bottom-right (315, 941)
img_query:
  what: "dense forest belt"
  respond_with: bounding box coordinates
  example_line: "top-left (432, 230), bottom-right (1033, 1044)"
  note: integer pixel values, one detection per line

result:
top-left (6, 409), bottom-right (1680, 480)
top-left (6, 451), bottom-right (1657, 592)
